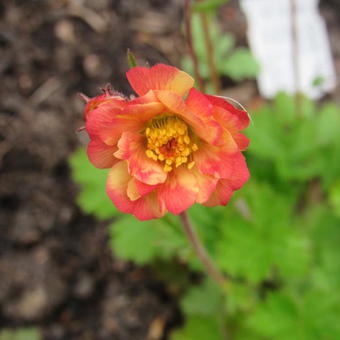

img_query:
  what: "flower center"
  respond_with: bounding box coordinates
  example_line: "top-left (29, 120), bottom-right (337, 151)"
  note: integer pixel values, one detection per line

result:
top-left (145, 116), bottom-right (198, 172)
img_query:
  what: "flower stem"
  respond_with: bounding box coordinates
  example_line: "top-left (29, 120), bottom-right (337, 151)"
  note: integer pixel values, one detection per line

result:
top-left (199, 11), bottom-right (221, 94)
top-left (184, 0), bottom-right (206, 92)
top-left (179, 211), bottom-right (227, 286)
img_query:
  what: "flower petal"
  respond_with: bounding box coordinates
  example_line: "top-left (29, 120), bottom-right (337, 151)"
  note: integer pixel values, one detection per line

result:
top-left (211, 106), bottom-right (249, 150)
top-left (86, 101), bottom-right (131, 143)
top-left (193, 143), bottom-right (240, 179)
top-left (155, 90), bottom-right (223, 146)
top-left (126, 64), bottom-right (194, 97)
top-left (127, 177), bottom-right (157, 201)
top-left (202, 151), bottom-right (249, 206)
top-left (233, 133), bottom-right (250, 151)
top-left (158, 166), bottom-right (198, 214)
top-left (227, 152), bottom-right (250, 190)
top-left (205, 94), bottom-right (250, 130)
top-left (203, 179), bottom-right (234, 207)
top-left (86, 92), bottom-right (164, 145)
top-left (84, 94), bottom-right (126, 120)
top-left (106, 161), bottom-right (165, 220)
top-left (115, 131), bottom-right (167, 185)
top-left (191, 168), bottom-right (218, 204)
top-left (87, 139), bottom-right (118, 169)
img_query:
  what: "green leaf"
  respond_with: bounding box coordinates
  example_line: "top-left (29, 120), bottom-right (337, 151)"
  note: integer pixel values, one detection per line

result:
top-left (0, 328), bottom-right (40, 340)
top-left (109, 214), bottom-right (189, 265)
top-left (330, 181), bottom-right (340, 218)
top-left (69, 148), bottom-right (120, 220)
top-left (192, 0), bottom-right (229, 13)
top-left (316, 103), bottom-right (340, 146)
top-left (248, 290), bottom-right (340, 340)
top-left (181, 279), bottom-right (223, 316)
top-left (171, 316), bottom-right (223, 340)
top-left (216, 182), bottom-right (309, 283)
top-left (222, 48), bottom-right (260, 81)
top-left (248, 292), bottom-right (300, 340)
top-left (227, 281), bottom-right (257, 313)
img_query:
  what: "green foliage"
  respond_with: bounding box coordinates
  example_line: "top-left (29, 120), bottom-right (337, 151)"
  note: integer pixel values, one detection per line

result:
top-left (0, 328), bottom-right (40, 340)
top-left (216, 182), bottom-right (310, 284)
top-left (330, 180), bottom-right (340, 217)
top-left (182, 14), bottom-right (259, 86)
top-left (69, 148), bottom-right (120, 219)
top-left (171, 316), bottom-right (223, 340)
top-left (247, 93), bottom-right (340, 185)
top-left (180, 279), bottom-right (223, 316)
top-left (192, 0), bottom-right (229, 13)
top-left (109, 214), bottom-right (188, 265)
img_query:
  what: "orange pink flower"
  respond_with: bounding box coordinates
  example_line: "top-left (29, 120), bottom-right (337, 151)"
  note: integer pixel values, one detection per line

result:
top-left (83, 64), bottom-right (249, 220)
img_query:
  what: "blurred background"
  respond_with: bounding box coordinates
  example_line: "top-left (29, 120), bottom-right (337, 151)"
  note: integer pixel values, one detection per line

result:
top-left (1, 0), bottom-right (340, 339)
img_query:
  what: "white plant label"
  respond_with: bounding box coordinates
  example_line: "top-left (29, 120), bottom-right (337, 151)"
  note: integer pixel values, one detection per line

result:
top-left (240, 0), bottom-right (336, 99)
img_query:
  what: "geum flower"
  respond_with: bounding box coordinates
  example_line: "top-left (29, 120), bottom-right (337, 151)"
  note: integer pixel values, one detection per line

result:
top-left (83, 64), bottom-right (250, 220)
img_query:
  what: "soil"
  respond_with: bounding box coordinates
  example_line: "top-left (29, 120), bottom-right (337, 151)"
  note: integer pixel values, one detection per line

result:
top-left (0, 0), bottom-right (339, 339)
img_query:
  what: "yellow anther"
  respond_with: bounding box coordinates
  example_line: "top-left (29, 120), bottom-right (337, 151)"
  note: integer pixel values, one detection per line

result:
top-left (146, 150), bottom-right (155, 159)
top-left (164, 164), bottom-right (172, 172)
top-left (187, 161), bottom-right (195, 170)
top-left (183, 148), bottom-right (190, 156)
top-left (145, 115), bottom-right (199, 173)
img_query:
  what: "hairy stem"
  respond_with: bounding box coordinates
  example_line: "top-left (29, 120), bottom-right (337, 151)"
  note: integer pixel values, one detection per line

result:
top-left (199, 11), bottom-right (221, 94)
top-left (184, 0), bottom-right (206, 92)
top-left (179, 211), bottom-right (226, 286)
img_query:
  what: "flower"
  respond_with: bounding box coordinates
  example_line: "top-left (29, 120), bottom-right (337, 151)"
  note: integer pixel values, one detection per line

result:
top-left (83, 64), bottom-right (250, 220)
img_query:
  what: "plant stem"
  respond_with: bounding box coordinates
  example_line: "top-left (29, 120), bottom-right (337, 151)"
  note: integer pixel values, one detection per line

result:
top-left (184, 0), bottom-right (206, 92)
top-left (199, 10), bottom-right (221, 94)
top-left (290, 0), bottom-right (302, 116)
top-left (179, 211), bottom-right (227, 286)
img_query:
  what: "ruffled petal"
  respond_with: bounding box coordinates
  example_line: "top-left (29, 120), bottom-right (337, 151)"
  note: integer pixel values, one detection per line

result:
top-left (155, 90), bottom-right (223, 146)
top-left (226, 152), bottom-right (250, 190)
top-left (115, 131), bottom-right (167, 185)
top-left (193, 142), bottom-right (240, 179)
top-left (86, 92), bottom-right (164, 145)
top-left (233, 133), bottom-right (250, 151)
top-left (126, 64), bottom-right (194, 97)
top-left (106, 161), bottom-right (165, 220)
top-left (203, 152), bottom-right (249, 206)
top-left (191, 168), bottom-right (218, 204)
top-left (84, 94), bottom-right (126, 120)
top-left (87, 139), bottom-right (118, 169)
top-left (205, 95), bottom-right (250, 130)
top-left (86, 101), bottom-right (131, 143)
top-left (127, 177), bottom-right (157, 201)
top-left (158, 166), bottom-right (198, 214)
top-left (211, 106), bottom-right (249, 150)
top-left (203, 179), bottom-right (233, 207)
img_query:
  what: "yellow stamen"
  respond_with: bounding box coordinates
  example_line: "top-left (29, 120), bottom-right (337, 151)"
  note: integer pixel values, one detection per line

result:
top-left (144, 115), bottom-right (199, 172)
top-left (187, 161), bottom-right (195, 170)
